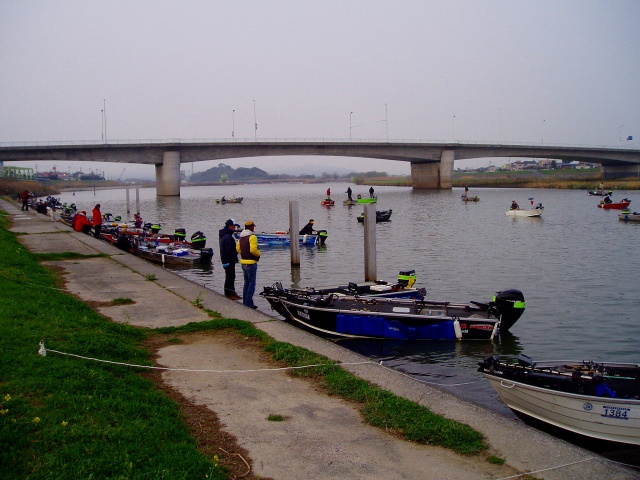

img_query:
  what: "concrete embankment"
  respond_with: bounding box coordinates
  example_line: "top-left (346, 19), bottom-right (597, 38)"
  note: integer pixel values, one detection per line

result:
top-left (2, 197), bottom-right (637, 480)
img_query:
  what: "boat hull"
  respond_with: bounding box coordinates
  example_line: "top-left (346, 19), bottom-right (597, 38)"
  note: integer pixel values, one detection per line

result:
top-left (619, 212), bottom-right (640, 222)
top-left (261, 286), bottom-right (525, 340)
top-left (506, 209), bottom-right (542, 217)
top-left (216, 197), bottom-right (243, 204)
top-left (598, 201), bottom-right (631, 210)
top-left (357, 197), bottom-right (377, 204)
top-left (236, 231), bottom-right (327, 247)
top-left (483, 374), bottom-right (640, 445)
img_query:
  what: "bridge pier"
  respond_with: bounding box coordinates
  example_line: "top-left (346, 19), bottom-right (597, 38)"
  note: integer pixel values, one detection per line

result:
top-left (601, 163), bottom-right (640, 179)
top-left (155, 151), bottom-right (181, 196)
top-left (410, 149), bottom-right (455, 189)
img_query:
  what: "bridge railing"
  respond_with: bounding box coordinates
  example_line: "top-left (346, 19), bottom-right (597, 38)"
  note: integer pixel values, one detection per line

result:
top-left (0, 138), bottom-right (637, 150)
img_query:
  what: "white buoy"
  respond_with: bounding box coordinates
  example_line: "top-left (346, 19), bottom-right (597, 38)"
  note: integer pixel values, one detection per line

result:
top-left (453, 318), bottom-right (462, 340)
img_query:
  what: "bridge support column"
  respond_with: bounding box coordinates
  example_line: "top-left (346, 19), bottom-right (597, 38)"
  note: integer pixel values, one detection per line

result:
top-left (155, 151), bottom-right (181, 196)
top-left (410, 150), bottom-right (455, 189)
top-left (601, 163), bottom-right (640, 179)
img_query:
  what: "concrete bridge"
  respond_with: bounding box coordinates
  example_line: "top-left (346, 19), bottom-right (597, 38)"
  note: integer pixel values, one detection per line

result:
top-left (1, 139), bottom-right (639, 196)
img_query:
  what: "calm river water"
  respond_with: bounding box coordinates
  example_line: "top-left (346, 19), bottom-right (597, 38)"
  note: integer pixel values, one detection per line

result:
top-left (58, 183), bottom-right (640, 458)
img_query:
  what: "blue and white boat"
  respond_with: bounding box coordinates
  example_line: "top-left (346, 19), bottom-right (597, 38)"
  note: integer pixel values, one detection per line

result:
top-left (235, 230), bottom-right (327, 247)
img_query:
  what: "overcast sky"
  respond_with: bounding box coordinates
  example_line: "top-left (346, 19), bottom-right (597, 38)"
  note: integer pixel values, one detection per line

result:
top-left (1, 1), bottom-right (638, 179)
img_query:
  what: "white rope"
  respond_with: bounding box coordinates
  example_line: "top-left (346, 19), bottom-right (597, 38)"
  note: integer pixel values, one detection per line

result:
top-left (493, 456), bottom-right (598, 479)
top-left (37, 340), bottom-right (375, 373)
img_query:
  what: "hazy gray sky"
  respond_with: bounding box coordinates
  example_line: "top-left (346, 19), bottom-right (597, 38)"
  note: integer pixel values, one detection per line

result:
top-left (1, 0), bottom-right (638, 178)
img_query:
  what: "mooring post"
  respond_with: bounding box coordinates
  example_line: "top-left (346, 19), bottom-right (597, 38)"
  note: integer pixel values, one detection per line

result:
top-left (363, 203), bottom-right (377, 281)
top-left (289, 201), bottom-right (300, 266)
top-left (135, 187), bottom-right (140, 215)
top-left (126, 188), bottom-right (130, 214)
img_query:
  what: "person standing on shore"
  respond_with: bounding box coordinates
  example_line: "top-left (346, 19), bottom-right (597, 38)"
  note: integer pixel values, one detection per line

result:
top-left (219, 219), bottom-right (241, 300)
top-left (21, 190), bottom-right (29, 211)
top-left (236, 220), bottom-right (261, 309)
top-left (92, 204), bottom-right (102, 238)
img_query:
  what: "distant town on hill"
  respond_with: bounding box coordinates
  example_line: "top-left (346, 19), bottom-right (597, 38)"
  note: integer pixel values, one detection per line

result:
top-left (187, 163), bottom-right (391, 183)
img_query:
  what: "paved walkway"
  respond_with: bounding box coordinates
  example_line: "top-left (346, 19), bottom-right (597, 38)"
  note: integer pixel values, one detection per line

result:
top-left (2, 197), bottom-right (637, 480)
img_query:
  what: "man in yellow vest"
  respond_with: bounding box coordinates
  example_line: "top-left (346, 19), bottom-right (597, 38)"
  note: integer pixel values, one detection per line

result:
top-left (236, 220), bottom-right (261, 309)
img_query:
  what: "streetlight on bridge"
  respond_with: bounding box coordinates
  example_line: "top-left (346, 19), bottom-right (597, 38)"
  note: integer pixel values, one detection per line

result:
top-left (451, 115), bottom-right (456, 142)
top-left (541, 119), bottom-right (546, 143)
top-left (232, 109), bottom-right (235, 140)
top-left (350, 112), bottom-right (353, 140)
top-left (253, 100), bottom-right (257, 140)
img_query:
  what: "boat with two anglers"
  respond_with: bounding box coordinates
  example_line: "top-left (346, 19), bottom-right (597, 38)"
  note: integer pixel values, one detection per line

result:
top-left (506, 201), bottom-right (544, 217)
top-left (478, 354), bottom-right (640, 446)
top-left (357, 209), bottom-right (392, 223)
top-left (234, 230), bottom-right (328, 247)
top-left (598, 197), bottom-right (631, 210)
top-left (619, 209), bottom-right (640, 222)
top-left (215, 196), bottom-right (243, 204)
top-left (260, 284), bottom-right (525, 340)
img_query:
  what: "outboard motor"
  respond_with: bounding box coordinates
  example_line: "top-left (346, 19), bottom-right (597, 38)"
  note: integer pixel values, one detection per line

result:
top-left (199, 247), bottom-right (214, 263)
top-left (174, 228), bottom-right (187, 241)
top-left (316, 229), bottom-right (328, 246)
top-left (397, 269), bottom-right (416, 289)
top-left (491, 289), bottom-right (525, 332)
top-left (190, 231), bottom-right (207, 249)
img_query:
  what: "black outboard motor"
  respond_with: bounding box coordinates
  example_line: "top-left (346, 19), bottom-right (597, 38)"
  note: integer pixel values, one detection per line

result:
top-left (174, 228), bottom-right (186, 241)
top-left (316, 229), bottom-right (328, 246)
top-left (491, 289), bottom-right (525, 332)
top-left (190, 231), bottom-right (207, 249)
top-left (199, 247), bottom-right (214, 263)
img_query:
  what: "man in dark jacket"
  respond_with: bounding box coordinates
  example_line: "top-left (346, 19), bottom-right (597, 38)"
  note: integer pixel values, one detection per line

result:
top-left (219, 219), bottom-right (241, 300)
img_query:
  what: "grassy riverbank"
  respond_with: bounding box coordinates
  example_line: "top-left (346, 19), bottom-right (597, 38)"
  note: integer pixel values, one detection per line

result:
top-left (1, 209), bottom-right (492, 479)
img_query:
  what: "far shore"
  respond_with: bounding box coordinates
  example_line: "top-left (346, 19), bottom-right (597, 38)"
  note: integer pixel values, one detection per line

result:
top-left (2, 169), bottom-right (639, 199)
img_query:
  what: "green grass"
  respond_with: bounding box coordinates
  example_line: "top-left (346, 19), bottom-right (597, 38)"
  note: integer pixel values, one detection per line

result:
top-left (0, 207), bottom-right (489, 479)
top-left (0, 211), bottom-right (224, 480)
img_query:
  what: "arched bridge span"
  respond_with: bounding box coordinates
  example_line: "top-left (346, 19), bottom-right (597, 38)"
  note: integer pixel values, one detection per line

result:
top-left (1, 140), bottom-right (638, 196)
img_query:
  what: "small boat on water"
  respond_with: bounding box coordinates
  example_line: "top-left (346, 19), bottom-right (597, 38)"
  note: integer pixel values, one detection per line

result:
top-left (215, 197), bottom-right (243, 204)
top-left (461, 195), bottom-right (480, 202)
top-left (588, 189), bottom-right (613, 196)
top-left (598, 198), bottom-right (631, 210)
top-left (235, 230), bottom-right (328, 247)
top-left (343, 199), bottom-right (357, 206)
top-left (506, 207), bottom-right (543, 218)
top-left (320, 198), bottom-right (335, 207)
top-left (260, 284), bottom-right (525, 340)
top-left (100, 233), bottom-right (213, 266)
top-left (619, 210), bottom-right (640, 222)
top-left (357, 209), bottom-right (392, 223)
top-left (478, 354), bottom-right (640, 446)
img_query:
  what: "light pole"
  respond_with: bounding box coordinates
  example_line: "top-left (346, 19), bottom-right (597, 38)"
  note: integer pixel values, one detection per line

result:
top-left (103, 99), bottom-right (107, 143)
top-left (101, 109), bottom-right (104, 141)
top-left (498, 108), bottom-right (502, 143)
top-left (232, 109), bottom-right (235, 140)
top-left (620, 124), bottom-right (624, 143)
top-left (350, 111), bottom-right (353, 140)
top-left (451, 115), bottom-right (456, 142)
top-left (253, 100), bottom-right (257, 140)
top-left (541, 119), bottom-right (545, 143)
top-left (384, 103), bottom-right (388, 140)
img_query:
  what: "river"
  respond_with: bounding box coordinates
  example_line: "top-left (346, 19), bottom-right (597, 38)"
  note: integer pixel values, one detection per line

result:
top-left (57, 183), bottom-right (640, 462)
